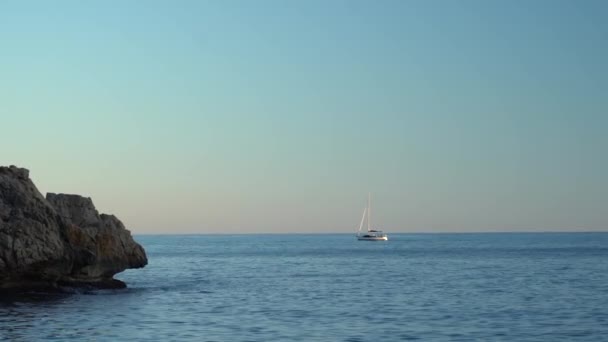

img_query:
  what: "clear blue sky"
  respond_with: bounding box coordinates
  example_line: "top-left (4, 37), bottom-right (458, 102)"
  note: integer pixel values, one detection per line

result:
top-left (1, 0), bottom-right (606, 233)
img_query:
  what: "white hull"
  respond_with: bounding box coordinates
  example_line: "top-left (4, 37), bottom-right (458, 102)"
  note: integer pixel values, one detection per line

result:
top-left (357, 235), bottom-right (388, 241)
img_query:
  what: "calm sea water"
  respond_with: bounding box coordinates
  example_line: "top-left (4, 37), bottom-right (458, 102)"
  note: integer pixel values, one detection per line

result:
top-left (1, 233), bottom-right (607, 341)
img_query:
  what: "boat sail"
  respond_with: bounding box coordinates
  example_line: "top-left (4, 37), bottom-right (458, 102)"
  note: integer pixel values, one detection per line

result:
top-left (356, 193), bottom-right (388, 241)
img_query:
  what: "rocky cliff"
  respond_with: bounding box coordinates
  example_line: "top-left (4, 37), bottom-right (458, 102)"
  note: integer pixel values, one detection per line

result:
top-left (0, 165), bottom-right (147, 291)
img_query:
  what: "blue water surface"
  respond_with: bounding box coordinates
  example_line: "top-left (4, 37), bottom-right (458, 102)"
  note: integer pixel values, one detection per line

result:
top-left (1, 233), bottom-right (607, 341)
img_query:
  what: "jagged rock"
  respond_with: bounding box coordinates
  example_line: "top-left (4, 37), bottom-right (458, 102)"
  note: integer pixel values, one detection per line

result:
top-left (0, 165), bottom-right (147, 291)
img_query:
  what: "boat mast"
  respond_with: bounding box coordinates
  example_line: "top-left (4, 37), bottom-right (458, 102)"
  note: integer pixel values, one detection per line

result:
top-left (368, 192), bottom-right (371, 232)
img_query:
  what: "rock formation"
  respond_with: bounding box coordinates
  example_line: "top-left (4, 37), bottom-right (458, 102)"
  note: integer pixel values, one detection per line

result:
top-left (0, 165), bottom-right (147, 291)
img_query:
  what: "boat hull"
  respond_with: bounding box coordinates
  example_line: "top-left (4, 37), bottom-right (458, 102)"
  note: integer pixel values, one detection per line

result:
top-left (357, 236), bottom-right (388, 241)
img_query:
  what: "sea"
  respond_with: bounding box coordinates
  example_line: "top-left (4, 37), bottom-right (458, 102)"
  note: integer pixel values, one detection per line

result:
top-left (1, 233), bottom-right (607, 341)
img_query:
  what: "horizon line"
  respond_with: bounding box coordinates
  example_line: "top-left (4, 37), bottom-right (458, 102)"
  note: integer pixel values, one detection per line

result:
top-left (133, 230), bottom-right (608, 236)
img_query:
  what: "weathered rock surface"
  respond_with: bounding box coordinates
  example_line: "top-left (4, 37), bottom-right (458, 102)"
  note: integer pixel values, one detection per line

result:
top-left (0, 165), bottom-right (147, 291)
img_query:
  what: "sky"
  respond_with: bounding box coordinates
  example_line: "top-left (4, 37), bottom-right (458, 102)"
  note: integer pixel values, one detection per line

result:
top-left (1, 0), bottom-right (607, 234)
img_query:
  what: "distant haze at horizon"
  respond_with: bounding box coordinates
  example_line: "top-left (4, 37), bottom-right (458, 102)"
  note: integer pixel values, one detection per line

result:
top-left (1, 1), bottom-right (606, 234)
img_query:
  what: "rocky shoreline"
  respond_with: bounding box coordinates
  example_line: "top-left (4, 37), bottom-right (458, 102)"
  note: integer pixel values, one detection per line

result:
top-left (0, 165), bottom-right (147, 292)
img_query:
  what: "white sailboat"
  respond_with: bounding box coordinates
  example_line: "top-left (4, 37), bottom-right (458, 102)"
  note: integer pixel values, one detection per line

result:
top-left (356, 193), bottom-right (388, 241)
